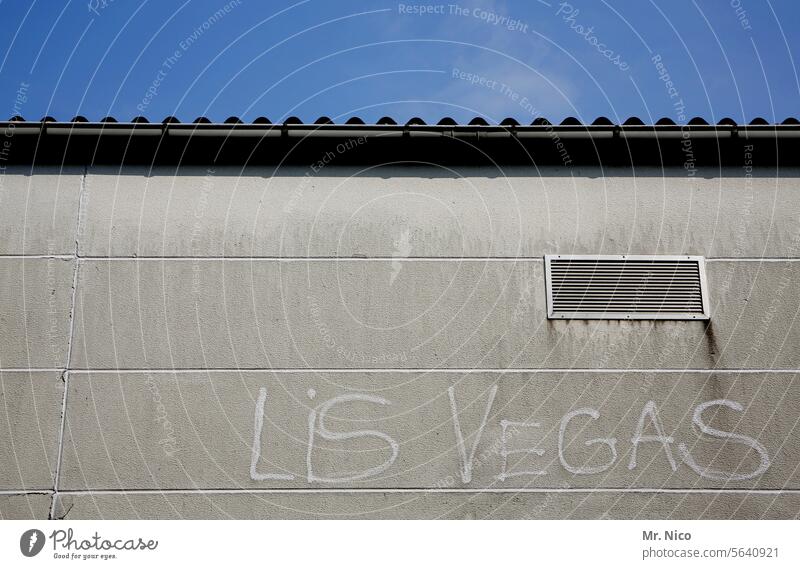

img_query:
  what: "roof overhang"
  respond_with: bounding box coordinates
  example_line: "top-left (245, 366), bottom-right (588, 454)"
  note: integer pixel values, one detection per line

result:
top-left (1, 121), bottom-right (798, 167)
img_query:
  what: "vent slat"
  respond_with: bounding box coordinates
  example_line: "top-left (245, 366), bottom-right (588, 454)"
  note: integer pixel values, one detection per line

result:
top-left (552, 280), bottom-right (701, 284)
top-left (551, 287), bottom-right (702, 291)
top-left (551, 273), bottom-right (701, 277)
top-left (546, 255), bottom-right (709, 320)
top-left (552, 300), bottom-right (704, 304)
top-left (552, 298), bottom-right (703, 302)
top-left (551, 272), bottom-right (699, 276)
top-left (550, 268), bottom-right (700, 273)
top-left (550, 260), bottom-right (697, 264)
top-left (551, 269), bottom-right (699, 274)
top-left (550, 265), bottom-right (698, 270)
top-left (552, 301), bottom-right (704, 306)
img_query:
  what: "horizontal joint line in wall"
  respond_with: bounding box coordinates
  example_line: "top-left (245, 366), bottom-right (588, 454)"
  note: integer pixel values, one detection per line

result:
top-left (53, 488), bottom-right (800, 495)
top-left (56, 368), bottom-right (800, 374)
top-left (0, 254), bottom-right (74, 259)
top-left (80, 256), bottom-right (543, 261)
top-left (4, 255), bottom-right (800, 261)
top-left (706, 257), bottom-right (800, 262)
top-left (0, 368), bottom-right (65, 372)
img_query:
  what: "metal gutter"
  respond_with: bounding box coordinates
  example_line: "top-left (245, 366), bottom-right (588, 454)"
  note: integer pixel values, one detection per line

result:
top-left (1, 121), bottom-right (795, 140)
top-left (2, 121), bottom-right (798, 167)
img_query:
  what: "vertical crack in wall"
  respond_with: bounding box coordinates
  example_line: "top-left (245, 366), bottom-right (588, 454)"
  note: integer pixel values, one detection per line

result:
top-left (49, 164), bottom-right (87, 519)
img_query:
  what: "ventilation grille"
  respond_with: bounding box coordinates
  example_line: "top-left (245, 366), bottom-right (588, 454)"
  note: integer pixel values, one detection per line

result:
top-left (545, 255), bottom-right (710, 320)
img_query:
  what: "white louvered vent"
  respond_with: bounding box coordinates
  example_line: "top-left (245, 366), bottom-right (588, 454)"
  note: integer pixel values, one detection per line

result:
top-left (545, 255), bottom-right (710, 320)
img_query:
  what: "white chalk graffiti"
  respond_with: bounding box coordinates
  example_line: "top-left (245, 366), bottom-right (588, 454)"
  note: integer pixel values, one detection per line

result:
top-left (250, 387), bottom-right (772, 484)
top-left (558, 408), bottom-right (619, 475)
top-left (678, 399), bottom-right (771, 481)
top-left (448, 384), bottom-right (498, 483)
top-left (497, 420), bottom-right (547, 480)
top-left (307, 393), bottom-right (400, 483)
top-left (250, 387), bottom-right (295, 481)
top-left (251, 390), bottom-right (399, 483)
top-left (628, 401), bottom-right (677, 472)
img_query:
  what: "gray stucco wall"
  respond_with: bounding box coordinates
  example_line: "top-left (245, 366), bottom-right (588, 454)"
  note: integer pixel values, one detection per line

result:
top-left (1, 165), bottom-right (799, 519)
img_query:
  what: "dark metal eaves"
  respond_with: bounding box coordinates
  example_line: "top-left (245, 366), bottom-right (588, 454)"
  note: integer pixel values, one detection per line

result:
top-left (2, 115), bottom-right (799, 167)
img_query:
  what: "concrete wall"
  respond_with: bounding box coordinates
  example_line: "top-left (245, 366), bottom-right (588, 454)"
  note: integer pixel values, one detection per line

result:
top-left (2, 164), bottom-right (799, 519)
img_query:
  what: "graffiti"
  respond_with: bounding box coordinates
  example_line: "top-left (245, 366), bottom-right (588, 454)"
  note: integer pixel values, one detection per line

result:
top-left (251, 388), bottom-right (399, 483)
top-left (498, 420), bottom-right (547, 480)
top-left (250, 384), bottom-right (771, 484)
top-left (448, 384), bottom-right (498, 483)
top-left (558, 408), bottom-right (618, 475)
top-left (306, 393), bottom-right (400, 483)
top-left (678, 399), bottom-right (771, 481)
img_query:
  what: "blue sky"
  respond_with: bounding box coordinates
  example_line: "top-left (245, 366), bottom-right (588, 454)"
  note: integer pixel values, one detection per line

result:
top-left (0, 0), bottom-right (797, 124)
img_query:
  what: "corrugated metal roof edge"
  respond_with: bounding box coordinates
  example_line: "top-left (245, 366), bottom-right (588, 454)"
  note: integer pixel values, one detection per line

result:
top-left (4, 114), bottom-right (799, 166)
top-left (4, 115), bottom-right (800, 126)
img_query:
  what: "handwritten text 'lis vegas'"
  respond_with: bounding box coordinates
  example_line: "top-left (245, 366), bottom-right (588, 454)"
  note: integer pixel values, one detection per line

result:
top-left (250, 386), bottom-right (770, 484)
